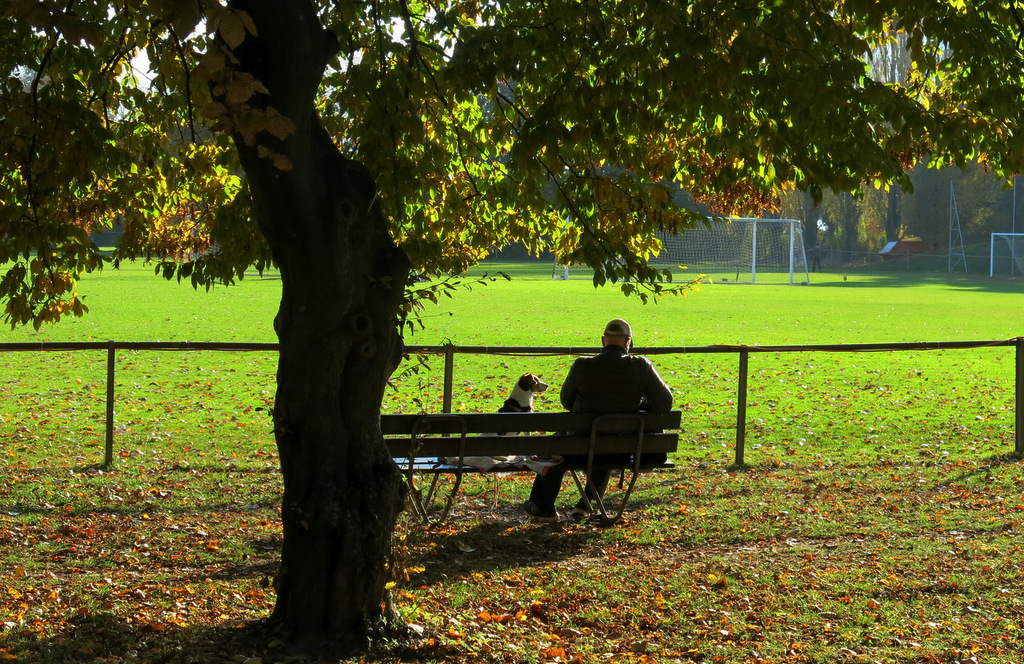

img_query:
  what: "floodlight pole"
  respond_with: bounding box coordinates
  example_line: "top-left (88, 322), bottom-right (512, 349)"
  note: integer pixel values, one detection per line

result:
top-left (1013, 177), bottom-right (1017, 277)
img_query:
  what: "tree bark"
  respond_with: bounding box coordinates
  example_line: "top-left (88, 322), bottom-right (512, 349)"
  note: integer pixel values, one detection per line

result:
top-left (221, 1), bottom-right (410, 655)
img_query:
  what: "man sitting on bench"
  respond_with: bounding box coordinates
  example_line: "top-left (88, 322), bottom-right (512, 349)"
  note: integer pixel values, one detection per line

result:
top-left (522, 318), bottom-right (674, 522)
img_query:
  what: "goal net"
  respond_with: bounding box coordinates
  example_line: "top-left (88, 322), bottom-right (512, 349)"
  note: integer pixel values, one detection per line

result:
top-left (556, 217), bottom-right (811, 284)
top-left (989, 233), bottom-right (1024, 277)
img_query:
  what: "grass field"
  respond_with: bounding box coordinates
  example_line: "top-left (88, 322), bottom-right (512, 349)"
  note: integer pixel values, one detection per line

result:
top-left (2, 261), bottom-right (1024, 663)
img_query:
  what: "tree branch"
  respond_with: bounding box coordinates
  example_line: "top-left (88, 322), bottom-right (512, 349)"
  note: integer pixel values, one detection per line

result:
top-left (167, 24), bottom-right (198, 143)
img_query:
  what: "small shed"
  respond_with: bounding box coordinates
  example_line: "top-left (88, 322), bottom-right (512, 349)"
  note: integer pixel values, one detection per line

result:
top-left (879, 240), bottom-right (931, 257)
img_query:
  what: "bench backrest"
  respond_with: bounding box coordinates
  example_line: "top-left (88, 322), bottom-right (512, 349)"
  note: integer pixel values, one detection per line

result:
top-left (381, 410), bottom-right (681, 458)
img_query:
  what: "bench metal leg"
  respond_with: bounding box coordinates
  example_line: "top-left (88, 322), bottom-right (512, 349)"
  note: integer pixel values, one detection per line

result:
top-left (403, 415), bottom-right (470, 524)
top-left (489, 475), bottom-right (501, 511)
top-left (568, 468), bottom-right (641, 524)
top-left (405, 471), bottom-right (464, 524)
top-left (572, 413), bottom-right (649, 524)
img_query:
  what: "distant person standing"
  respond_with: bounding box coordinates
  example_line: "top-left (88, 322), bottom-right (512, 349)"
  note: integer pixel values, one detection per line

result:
top-left (522, 318), bottom-right (673, 522)
top-left (809, 244), bottom-right (822, 272)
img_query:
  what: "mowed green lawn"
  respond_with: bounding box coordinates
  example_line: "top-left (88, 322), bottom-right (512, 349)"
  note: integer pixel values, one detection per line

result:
top-left (2, 261), bottom-right (1024, 663)
top-left (4, 261), bottom-right (1021, 466)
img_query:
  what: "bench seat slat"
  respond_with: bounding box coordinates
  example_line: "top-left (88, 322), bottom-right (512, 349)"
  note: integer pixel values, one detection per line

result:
top-left (397, 458), bottom-right (675, 473)
top-left (380, 410), bottom-right (681, 436)
top-left (386, 432), bottom-right (679, 458)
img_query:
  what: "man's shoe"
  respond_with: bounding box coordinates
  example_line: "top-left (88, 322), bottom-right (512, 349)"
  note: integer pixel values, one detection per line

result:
top-left (523, 500), bottom-right (558, 522)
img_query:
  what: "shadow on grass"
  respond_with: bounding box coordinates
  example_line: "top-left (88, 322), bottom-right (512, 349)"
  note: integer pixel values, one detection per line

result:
top-left (399, 498), bottom-right (673, 587)
top-left (4, 612), bottom-right (273, 664)
top-left (5, 566), bottom-right (448, 664)
top-left (0, 502), bottom-right (280, 519)
top-left (7, 617), bottom-right (429, 664)
top-left (932, 451), bottom-right (1023, 489)
top-left (809, 271), bottom-right (1024, 294)
top-left (7, 602), bottom-right (457, 664)
top-left (64, 463), bottom-right (279, 476)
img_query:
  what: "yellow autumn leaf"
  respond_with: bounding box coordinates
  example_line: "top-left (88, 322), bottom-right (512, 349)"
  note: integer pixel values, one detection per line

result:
top-left (264, 111), bottom-right (297, 140)
top-left (271, 153), bottom-right (293, 171)
top-left (225, 77), bottom-right (256, 106)
top-left (218, 12), bottom-right (247, 49)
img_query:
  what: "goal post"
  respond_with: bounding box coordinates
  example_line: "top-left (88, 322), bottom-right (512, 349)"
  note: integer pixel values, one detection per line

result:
top-left (990, 233), bottom-right (1024, 277)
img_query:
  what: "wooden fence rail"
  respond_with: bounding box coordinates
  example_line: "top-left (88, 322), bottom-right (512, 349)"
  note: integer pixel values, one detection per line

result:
top-left (2, 338), bottom-right (1022, 466)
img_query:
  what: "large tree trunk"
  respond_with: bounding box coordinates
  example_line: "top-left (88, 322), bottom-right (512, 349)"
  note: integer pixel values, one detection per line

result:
top-left (221, 1), bottom-right (410, 655)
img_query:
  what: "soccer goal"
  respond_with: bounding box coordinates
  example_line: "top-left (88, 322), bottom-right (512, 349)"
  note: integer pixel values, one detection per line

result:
top-left (652, 218), bottom-right (809, 284)
top-left (554, 217), bottom-right (810, 284)
top-left (990, 233), bottom-right (1024, 277)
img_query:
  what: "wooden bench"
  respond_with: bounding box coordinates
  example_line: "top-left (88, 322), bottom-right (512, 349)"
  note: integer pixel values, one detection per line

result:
top-left (381, 410), bottom-right (681, 524)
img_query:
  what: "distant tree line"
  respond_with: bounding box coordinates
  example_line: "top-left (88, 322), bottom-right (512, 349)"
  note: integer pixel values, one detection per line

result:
top-left (785, 30), bottom-right (1016, 258)
top-left (783, 161), bottom-right (1016, 255)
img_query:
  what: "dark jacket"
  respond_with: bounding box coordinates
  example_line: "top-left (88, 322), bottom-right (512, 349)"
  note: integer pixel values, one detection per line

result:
top-left (560, 345), bottom-right (673, 413)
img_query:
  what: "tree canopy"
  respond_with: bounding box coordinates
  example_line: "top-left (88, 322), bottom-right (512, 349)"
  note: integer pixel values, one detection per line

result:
top-left (4, 0), bottom-right (1024, 328)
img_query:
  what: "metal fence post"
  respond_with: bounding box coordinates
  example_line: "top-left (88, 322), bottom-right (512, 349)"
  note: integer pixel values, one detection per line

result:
top-left (443, 343), bottom-right (455, 414)
top-left (105, 340), bottom-right (115, 467)
top-left (736, 348), bottom-right (749, 466)
top-left (1017, 337), bottom-right (1024, 456)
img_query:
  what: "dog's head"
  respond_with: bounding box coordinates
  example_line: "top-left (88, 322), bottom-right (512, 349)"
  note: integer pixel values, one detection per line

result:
top-left (500, 372), bottom-right (550, 412)
top-left (517, 372), bottom-right (549, 394)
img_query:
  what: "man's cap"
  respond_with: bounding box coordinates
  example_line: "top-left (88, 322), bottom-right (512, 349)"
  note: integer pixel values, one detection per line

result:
top-left (603, 318), bottom-right (632, 337)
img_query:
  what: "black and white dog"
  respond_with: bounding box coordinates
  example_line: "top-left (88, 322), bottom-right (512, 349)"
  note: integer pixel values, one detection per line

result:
top-left (449, 373), bottom-right (550, 469)
top-left (498, 372), bottom-right (549, 412)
